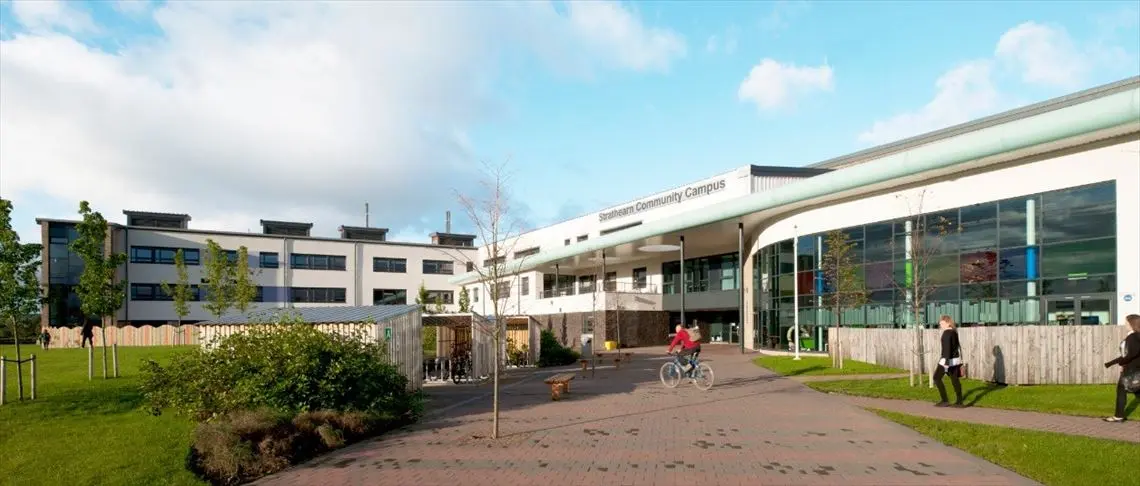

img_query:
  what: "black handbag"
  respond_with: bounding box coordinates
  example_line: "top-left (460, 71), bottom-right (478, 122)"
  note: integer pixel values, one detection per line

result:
top-left (1123, 369), bottom-right (1140, 394)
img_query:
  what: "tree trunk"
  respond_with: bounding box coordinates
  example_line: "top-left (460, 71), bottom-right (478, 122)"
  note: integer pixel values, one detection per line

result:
top-left (11, 316), bottom-right (24, 400)
top-left (492, 332), bottom-right (500, 439)
top-left (101, 316), bottom-right (109, 379)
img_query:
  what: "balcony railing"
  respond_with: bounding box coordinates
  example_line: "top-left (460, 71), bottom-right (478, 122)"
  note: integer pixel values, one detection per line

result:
top-left (540, 281), bottom-right (658, 299)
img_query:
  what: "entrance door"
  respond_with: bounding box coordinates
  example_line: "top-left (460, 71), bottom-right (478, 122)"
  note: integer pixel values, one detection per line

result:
top-left (1043, 295), bottom-right (1114, 325)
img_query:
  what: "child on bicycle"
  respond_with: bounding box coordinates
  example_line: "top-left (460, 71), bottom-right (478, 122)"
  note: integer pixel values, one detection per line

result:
top-left (667, 324), bottom-right (701, 375)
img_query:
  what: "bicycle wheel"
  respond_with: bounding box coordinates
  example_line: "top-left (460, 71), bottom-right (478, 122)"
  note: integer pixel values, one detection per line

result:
top-left (692, 363), bottom-right (714, 390)
top-left (659, 362), bottom-right (682, 388)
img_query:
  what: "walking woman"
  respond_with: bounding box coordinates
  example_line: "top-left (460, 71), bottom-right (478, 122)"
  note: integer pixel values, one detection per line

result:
top-left (1103, 314), bottom-right (1140, 423)
top-left (934, 315), bottom-right (964, 407)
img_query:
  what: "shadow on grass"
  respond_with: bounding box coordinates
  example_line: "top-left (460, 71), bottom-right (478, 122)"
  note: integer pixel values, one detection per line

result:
top-left (963, 382), bottom-right (1006, 408)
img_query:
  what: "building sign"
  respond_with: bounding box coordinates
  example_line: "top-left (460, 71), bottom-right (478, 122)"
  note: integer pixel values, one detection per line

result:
top-left (598, 178), bottom-right (728, 223)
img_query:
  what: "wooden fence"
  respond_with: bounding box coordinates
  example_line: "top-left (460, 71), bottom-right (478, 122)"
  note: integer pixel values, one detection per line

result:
top-left (829, 325), bottom-right (1132, 385)
top-left (46, 325), bottom-right (199, 348)
top-left (199, 310), bottom-right (424, 390)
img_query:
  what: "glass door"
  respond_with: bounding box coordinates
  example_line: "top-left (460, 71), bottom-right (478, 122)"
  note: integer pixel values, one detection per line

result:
top-left (1043, 295), bottom-right (1114, 325)
top-left (1076, 295), bottom-right (1113, 325)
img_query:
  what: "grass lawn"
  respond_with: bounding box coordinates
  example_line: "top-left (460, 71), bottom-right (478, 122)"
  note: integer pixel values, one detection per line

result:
top-left (752, 355), bottom-right (904, 376)
top-left (0, 345), bottom-right (204, 486)
top-left (810, 377), bottom-right (1123, 418)
top-left (873, 409), bottom-right (1140, 486)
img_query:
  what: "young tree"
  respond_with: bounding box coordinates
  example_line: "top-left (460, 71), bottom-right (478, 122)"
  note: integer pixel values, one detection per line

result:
top-left (0, 198), bottom-right (44, 399)
top-left (232, 246), bottom-right (257, 314)
top-left (71, 201), bottom-right (127, 379)
top-left (446, 160), bottom-right (529, 439)
top-left (160, 249), bottom-right (194, 345)
top-left (458, 287), bottom-right (471, 312)
top-left (820, 229), bottom-right (868, 369)
top-left (432, 295), bottom-right (446, 314)
top-left (201, 239), bottom-right (233, 320)
top-left (892, 191), bottom-right (959, 387)
top-left (415, 282), bottom-right (432, 313)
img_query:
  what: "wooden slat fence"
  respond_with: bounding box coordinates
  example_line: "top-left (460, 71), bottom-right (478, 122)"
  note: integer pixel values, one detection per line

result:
top-left (829, 325), bottom-right (1131, 385)
top-left (46, 325), bottom-right (199, 348)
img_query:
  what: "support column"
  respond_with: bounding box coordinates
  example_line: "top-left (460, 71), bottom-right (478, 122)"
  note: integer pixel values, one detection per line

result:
top-left (680, 235), bottom-right (686, 329)
top-left (738, 223), bottom-right (745, 354)
top-left (555, 264), bottom-right (560, 297)
top-left (1026, 198), bottom-right (1040, 323)
top-left (793, 228), bottom-right (801, 360)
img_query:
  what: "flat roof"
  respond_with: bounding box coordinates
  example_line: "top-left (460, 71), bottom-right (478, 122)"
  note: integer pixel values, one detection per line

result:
top-left (122, 210), bottom-right (191, 221)
top-left (33, 217), bottom-right (479, 251)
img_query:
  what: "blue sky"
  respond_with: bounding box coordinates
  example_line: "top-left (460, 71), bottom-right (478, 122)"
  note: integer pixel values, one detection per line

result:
top-left (1, 0), bottom-right (1137, 244)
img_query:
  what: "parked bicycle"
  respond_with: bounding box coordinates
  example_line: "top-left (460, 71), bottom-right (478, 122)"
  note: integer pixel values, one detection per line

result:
top-left (660, 351), bottom-right (714, 390)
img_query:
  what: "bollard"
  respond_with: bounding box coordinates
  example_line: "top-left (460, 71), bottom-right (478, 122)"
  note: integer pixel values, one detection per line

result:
top-left (1, 357), bottom-right (6, 405)
top-left (88, 346), bottom-right (94, 381)
top-left (113, 344), bottom-right (120, 378)
top-left (30, 355), bottom-right (36, 401)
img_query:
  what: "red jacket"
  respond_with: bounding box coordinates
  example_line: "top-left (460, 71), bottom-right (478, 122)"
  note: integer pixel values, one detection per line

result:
top-left (668, 329), bottom-right (698, 352)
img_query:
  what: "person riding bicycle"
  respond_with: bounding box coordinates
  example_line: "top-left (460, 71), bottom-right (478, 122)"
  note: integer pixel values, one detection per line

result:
top-left (667, 324), bottom-right (701, 375)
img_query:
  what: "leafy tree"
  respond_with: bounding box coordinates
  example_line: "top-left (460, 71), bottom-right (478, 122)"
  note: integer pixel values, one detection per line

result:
top-left (72, 201), bottom-right (127, 378)
top-left (232, 246), bottom-right (257, 314)
top-left (0, 198), bottom-right (44, 398)
top-left (432, 295), bottom-right (445, 314)
top-left (201, 239), bottom-right (233, 320)
top-left (160, 249), bottom-right (194, 345)
top-left (820, 229), bottom-right (868, 369)
top-left (458, 287), bottom-right (471, 312)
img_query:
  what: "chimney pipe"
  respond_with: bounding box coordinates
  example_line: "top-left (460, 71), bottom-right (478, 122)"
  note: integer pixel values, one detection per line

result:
top-left (365, 203), bottom-right (370, 228)
top-left (446, 210), bottom-right (451, 233)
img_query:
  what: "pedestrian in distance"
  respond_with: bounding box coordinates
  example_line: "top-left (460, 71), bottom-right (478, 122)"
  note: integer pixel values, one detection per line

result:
top-left (934, 315), bottom-right (965, 408)
top-left (1103, 314), bottom-right (1140, 423)
top-left (80, 321), bottom-right (95, 348)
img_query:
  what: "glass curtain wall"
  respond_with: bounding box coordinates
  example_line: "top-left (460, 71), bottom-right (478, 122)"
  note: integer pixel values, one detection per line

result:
top-left (662, 253), bottom-right (739, 294)
top-left (751, 181), bottom-right (1117, 350)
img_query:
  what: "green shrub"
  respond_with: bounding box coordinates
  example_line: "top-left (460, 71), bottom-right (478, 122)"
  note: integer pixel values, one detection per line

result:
top-left (187, 408), bottom-right (398, 485)
top-left (537, 329), bottom-right (579, 367)
top-left (140, 312), bottom-right (422, 421)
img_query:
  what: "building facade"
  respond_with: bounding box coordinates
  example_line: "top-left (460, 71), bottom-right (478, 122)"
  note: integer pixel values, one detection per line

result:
top-left (38, 213), bottom-right (477, 327)
top-left (455, 76), bottom-right (1140, 352)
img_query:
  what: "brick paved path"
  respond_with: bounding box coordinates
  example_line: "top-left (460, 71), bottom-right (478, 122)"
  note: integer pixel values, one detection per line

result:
top-left (845, 396), bottom-right (1140, 443)
top-left (256, 345), bottom-right (1036, 486)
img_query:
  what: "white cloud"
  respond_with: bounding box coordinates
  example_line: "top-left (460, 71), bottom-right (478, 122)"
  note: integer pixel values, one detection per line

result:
top-left (857, 61), bottom-right (1000, 145)
top-left (995, 21), bottom-right (1086, 88)
top-left (857, 19), bottom-right (1131, 146)
top-left (759, 0), bottom-right (810, 35)
top-left (7, 0), bottom-right (98, 33)
top-left (737, 58), bottom-right (833, 110)
top-left (0, 1), bottom-right (686, 241)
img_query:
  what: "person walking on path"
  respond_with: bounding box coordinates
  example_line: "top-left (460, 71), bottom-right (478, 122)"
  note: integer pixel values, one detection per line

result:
top-left (80, 321), bottom-right (95, 348)
top-left (1103, 314), bottom-right (1140, 423)
top-left (934, 315), bottom-right (964, 408)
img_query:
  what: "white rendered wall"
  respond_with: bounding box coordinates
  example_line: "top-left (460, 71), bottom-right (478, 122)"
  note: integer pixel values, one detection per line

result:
top-left (750, 139), bottom-right (1140, 332)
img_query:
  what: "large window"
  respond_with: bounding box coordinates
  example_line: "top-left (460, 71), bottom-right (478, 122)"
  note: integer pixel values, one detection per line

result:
top-left (292, 287), bottom-right (346, 303)
top-left (752, 180), bottom-right (1118, 351)
top-left (422, 259), bottom-right (454, 275)
top-left (373, 257), bottom-right (407, 273)
top-left (130, 246), bottom-right (201, 265)
top-left (427, 290), bottom-right (454, 305)
top-left (130, 283), bottom-right (201, 301)
top-left (662, 252), bottom-right (739, 294)
top-left (373, 288), bottom-right (407, 305)
top-left (292, 254), bottom-right (347, 271)
top-left (633, 267), bottom-right (648, 289)
top-left (259, 252), bottom-right (279, 268)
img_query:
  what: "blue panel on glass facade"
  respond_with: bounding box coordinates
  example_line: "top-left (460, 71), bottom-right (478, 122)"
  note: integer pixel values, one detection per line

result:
top-left (1025, 246), bottom-right (1038, 279)
top-left (815, 270), bottom-right (823, 295)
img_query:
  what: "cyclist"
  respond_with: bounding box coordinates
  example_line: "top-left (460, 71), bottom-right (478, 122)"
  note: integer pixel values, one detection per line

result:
top-left (667, 324), bottom-right (701, 375)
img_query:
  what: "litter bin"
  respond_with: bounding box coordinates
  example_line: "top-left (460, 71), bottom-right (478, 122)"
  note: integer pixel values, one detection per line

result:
top-left (604, 340), bottom-right (618, 351)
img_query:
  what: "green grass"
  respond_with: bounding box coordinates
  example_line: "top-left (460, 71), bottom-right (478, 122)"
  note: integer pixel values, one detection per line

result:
top-left (752, 355), bottom-right (904, 376)
top-left (0, 345), bottom-right (204, 486)
top-left (809, 377), bottom-right (1124, 418)
top-left (873, 409), bottom-right (1140, 486)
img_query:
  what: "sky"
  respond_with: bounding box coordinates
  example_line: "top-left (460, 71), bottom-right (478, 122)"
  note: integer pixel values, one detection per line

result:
top-left (1, 0), bottom-right (1138, 246)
